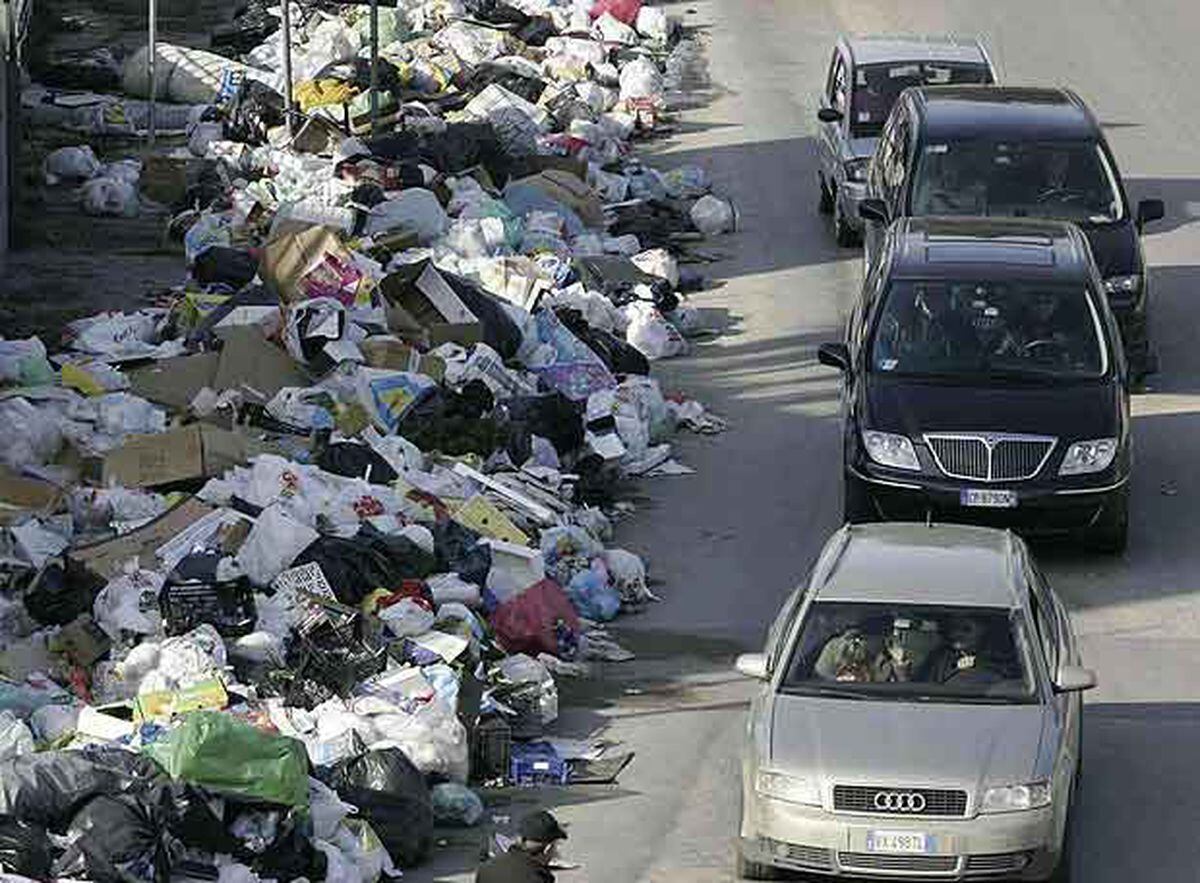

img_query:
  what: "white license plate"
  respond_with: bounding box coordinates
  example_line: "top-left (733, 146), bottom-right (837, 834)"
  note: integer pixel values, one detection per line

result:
top-left (866, 831), bottom-right (932, 854)
top-left (960, 488), bottom-right (1017, 508)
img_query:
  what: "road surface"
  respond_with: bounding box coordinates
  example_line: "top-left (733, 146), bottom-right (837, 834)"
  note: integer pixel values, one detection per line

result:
top-left (415, 1), bottom-right (1200, 879)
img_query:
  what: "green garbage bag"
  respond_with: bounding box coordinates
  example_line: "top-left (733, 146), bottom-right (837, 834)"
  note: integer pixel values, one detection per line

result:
top-left (143, 712), bottom-right (309, 807)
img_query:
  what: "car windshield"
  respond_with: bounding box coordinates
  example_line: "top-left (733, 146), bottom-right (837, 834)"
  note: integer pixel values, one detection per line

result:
top-left (911, 140), bottom-right (1125, 223)
top-left (782, 602), bottom-right (1038, 703)
top-left (871, 280), bottom-right (1107, 380)
top-left (851, 62), bottom-right (991, 137)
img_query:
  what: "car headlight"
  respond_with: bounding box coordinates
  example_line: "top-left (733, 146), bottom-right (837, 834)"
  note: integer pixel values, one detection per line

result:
top-left (981, 781), bottom-right (1052, 813)
top-left (844, 158), bottom-right (869, 184)
top-left (862, 431), bottom-right (921, 471)
top-left (755, 771), bottom-right (822, 806)
top-left (1102, 275), bottom-right (1141, 296)
top-left (1059, 438), bottom-right (1118, 475)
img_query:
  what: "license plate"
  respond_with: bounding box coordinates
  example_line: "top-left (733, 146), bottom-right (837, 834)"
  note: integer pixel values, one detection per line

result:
top-left (866, 831), bottom-right (932, 854)
top-left (960, 488), bottom-right (1017, 508)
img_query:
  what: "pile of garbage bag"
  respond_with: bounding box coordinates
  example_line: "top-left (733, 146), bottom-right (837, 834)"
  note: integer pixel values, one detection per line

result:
top-left (2, 0), bottom-right (732, 879)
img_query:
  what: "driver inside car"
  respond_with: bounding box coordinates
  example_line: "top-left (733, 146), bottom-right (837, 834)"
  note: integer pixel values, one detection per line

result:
top-left (928, 616), bottom-right (1003, 686)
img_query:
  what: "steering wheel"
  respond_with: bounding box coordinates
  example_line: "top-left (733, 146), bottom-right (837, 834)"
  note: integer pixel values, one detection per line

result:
top-left (1035, 186), bottom-right (1085, 205)
top-left (1021, 338), bottom-right (1070, 362)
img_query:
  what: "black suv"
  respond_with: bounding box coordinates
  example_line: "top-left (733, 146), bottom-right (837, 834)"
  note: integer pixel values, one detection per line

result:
top-left (820, 216), bottom-right (1131, 552)
top-left (858, 86), bottom-right (1163, 376)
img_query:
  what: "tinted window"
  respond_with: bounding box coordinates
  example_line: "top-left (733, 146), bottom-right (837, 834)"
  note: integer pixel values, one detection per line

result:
top-left (782, 602), bottom-right (1037, 703)
top-left (851, 62), bottom-right (992, 136)
top-left (911, 140), bottom-right (1125, 222)
top-left (831, 55), bottom-right (849, 114)
top-left (871, 280), bottom-right (1107, 380)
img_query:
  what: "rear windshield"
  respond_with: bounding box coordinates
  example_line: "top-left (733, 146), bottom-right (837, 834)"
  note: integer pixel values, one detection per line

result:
top-left (851, 62), bottom-right (992, 136)
top-left (782, 602), bottom-right (1037, 703)
top-left (871, 279), bottom-right (1108, 381)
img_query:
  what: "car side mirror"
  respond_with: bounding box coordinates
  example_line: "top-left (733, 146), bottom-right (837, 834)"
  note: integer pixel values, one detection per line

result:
top-left (735, 653), bottom-right (769, 680)
top-left (817, 342), bottom-right (851, 372)
top-left (859, 198), bottom-right (889, 225)
top-left (1054, 665), bottom-right (1097, 693)
top-left (817, 107), bottom-right (843, 124)
top-left (1136, 198), bottom-right (1165, 229)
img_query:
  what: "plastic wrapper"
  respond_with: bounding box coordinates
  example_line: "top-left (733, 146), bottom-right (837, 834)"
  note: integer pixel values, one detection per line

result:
top-left (81, 177), bottom-right (140, 217)
top-left (689, 194), bottom-right (735, 235)
top-left (0, 713), bottom-right (34, 762)
top-left (43, 145), bottom-right (100, 183)
top-left (430, 783), bottom-right (484, 827)
top-left (235, 505), bottom-right (320, 587)
top-left (490, 578), bottom-right (580, 657)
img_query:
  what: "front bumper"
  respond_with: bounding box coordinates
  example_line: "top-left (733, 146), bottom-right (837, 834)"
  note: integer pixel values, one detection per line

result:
top-left (848, 463), bottom-right (1127, 534)
top-left (837, 180), bottom-right (868, 230)
top-left (742, 795), bottom-right (1059, 880)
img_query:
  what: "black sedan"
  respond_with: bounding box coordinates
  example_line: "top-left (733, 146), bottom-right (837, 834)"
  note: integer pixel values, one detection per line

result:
top-left (820, 216), bottom-right (1131, 552)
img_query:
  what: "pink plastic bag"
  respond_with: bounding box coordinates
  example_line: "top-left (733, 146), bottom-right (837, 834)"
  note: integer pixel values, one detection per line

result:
top-left (590, 0), bottom-right (642, 24)
top-left (490, 579), bottom-right (580, 656)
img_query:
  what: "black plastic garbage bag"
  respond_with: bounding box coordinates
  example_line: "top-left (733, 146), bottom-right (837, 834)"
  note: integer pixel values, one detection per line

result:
top-left (193, 247), bottom-right (258, 289)
top-left (294, 526), bottom-right (437, 605)
top-left (317, 441), bottom-right (399, 485)
top-left (499, 393), bottom-right (584, 455)
top-left (52, 794), bottom-right (177, 883)
top-left (22, 557), bottom-right (104, 626)
top-left (320, 748), bottom-right (433, 868)
top-left (431, 520), bottom-right (491, 587)
top-left (0, 746), bottom-right (168, 831)
top-left (555, 307), bottom-right (650, 376)
top-left (0, 815), bottom-right (54, 880)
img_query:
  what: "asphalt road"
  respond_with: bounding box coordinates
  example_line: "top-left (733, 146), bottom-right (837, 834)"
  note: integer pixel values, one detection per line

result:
top-left (415, 1), bottom-right (1200, 880)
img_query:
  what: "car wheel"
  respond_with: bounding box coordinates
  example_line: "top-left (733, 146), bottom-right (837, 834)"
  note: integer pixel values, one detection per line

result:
top-left (833, 193), bottom-right (859, 247)
top-left (843, 475), bottom-right (876, 524)
top-left (818, 174), bottom-right (834, 214)
top-left (1085, 487), bottom-right (1128, 555)
top-left (736, 848), bottom-right (779, 880)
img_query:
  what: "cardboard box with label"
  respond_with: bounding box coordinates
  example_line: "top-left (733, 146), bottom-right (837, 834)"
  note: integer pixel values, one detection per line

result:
top-left (379, 261), bottom-right (482, 348)
top-left (260, 221), bottom-right (353, 304)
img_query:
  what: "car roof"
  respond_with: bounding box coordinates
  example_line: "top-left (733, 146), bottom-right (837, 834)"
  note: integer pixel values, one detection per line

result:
top-left (889, 216), bottom-right (1095, 281)
top-left (814, 523), bottom-right (1021, 608)
top-left (909, 86), bottom-right (1099, 141)
top-left (842, 34), bottom-right (989, 67)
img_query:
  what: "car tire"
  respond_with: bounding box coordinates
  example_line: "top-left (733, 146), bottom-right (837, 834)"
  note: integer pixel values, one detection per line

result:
top-left (1085, 487), bottom-right (1128, 555)
top-left (736, 848), bottom-right (779, 880)
top-left (833, 192), bottom-right (859, 247)
top-left (843, 475), bottom-right (877, 524)
top-left (818, 174), bottom-right (834, 214)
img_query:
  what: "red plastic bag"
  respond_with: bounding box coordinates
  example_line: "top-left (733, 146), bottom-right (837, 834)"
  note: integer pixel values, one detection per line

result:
top-left (489, 579), bottom-right (580, 656)
top-left (590, 0), bottom-right (642, 24)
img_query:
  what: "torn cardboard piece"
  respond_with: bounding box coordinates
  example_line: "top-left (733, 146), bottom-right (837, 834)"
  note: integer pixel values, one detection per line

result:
top-left (360, 337), bottom-right (446, 382)
top-left (70, 497), bottom-right (215, 580)
top-left (98, 424), bottom-right (267, 489)
top-left (380, 261), bottom-right (482, 348)
top-left (260, 221), bottom-right (354, 304)
top-left (0, 468), bottom-right (63, 525)
top-left (213, 326), bottom-right (308, 401)
top-left (129, 352), bottom-right (221, 411)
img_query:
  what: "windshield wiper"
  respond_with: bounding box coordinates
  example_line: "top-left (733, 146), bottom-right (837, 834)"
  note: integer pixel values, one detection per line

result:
top-left (784, 685), bottom-right (869, 700)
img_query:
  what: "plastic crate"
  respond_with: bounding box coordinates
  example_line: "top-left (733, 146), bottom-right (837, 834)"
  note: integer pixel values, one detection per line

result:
top-left (159, 579), bottom-right (257, 637)
top-left (509, 746), bottom-right (569, 786)
top-left (471, 716), bottom-right (512, 785)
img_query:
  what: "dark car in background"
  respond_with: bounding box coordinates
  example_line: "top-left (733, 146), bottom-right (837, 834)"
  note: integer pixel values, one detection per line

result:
top-left (857, 86), bottom-right (1164, 376)
top-left (820, 216), bottom-right (1132, 552)
top-left (816, 36), bottom-right (995, 245)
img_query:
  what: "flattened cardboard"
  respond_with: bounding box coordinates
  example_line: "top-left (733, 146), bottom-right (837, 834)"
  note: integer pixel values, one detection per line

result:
top-left (0, 468), bottom-right (62, 525)
top-left (141, 155), bottom-right (201, 206)
top-left (71, 497), bottom-right (215, 581)
top-left (98, 424), bottom-right (267, 489)
top-left (213, 326), bottom-right (307, 401)
top-left (129, 352), bottom-right (220, 411)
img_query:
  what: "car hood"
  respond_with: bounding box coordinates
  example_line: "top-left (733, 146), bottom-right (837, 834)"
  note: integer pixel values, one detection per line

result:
top-left (850, 136), bottom-right (879, 161)
top-left (864, 377), bottom-right (1119, 439)
top-left (770, 696), bottom-right (1049, 792)
top-left (1080, 221), bottom-right (1140, 278)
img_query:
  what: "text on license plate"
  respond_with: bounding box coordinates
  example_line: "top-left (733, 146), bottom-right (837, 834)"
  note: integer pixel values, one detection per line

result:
top-left (960, 488), bottom-right (1017, 508)
top-left (866, 831), bottom-right (932, 854)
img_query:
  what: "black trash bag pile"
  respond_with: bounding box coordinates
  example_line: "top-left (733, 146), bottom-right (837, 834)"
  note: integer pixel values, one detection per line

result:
top-left (294, 524), bottom-right (437, 606)
top-left (0, 815), bottom-right (54, 880)
top-left (316, 440), bottom-right (399, 484)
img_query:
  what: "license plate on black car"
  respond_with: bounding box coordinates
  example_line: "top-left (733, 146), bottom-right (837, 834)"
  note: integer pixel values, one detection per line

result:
top-left (960, 488), bottom-right (1017, 508)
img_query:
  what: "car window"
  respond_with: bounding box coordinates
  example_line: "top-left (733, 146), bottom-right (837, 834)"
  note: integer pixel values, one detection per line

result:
top-left (781, 602), bottom-right (1037, 703)
top-left (870, 279), bottom-right (1108, 381)
top-left (831, 55), bottom-right (849, 115)
top-left (1027, 583), bottom-right (1060, 677)
top-left (766, 588), bottom-right (806, 674)
top-left (850, 62), bottom-right (992, 137)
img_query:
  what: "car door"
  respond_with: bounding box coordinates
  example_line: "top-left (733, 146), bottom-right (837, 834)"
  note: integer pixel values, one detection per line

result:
top-left (818, 48), bottom-right (851, 187)
top-left (863, 109), bottom-right (900, 268)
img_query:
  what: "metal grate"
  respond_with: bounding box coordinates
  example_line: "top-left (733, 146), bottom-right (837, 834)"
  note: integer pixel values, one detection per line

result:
top-left (833, 785), bottom-right (968, 817)
top-left (783, 843), bottom-right (833, 869)
top-left (966, 852), bottom-right (1031, 876)
top-left (840, 852), bottom-right (959, 873)
top-left (924, 433), bottom-right (1055, 482)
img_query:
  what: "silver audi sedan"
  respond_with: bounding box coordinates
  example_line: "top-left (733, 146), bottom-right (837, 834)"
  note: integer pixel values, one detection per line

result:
top-left (736, 523), bottom-right (1094, 881)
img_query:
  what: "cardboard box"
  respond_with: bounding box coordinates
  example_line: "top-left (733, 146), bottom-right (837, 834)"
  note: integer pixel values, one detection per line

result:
top-left (98, 424), bottom-right (268, 490)
top-left (510, 169), bottom-right (606, 229)
top-left (141, 155), bottom-right (202, 206)
top-left (380, 261), bottom-right (482, 348)
top-left (135, 678), bottom-right (228, 722)
top-left (71, 497), bottom-right (215, 580)
top-left (259, 221), bottom-right (350, 304)
top-left (360, 336), bottom-right (446, 381)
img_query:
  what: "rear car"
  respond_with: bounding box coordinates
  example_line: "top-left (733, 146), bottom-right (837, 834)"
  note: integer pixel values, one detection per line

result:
top-left (736, 522), bottom-right (1095, 881)
top-left (858, 86), bottom-right (1163, 375)
top-left (816, 36), bottom-right (995, 246)
top-left (819, 217), bottom-right (1131, 552)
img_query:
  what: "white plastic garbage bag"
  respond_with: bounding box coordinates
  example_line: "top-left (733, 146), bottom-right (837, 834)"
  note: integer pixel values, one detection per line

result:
top-left (0, 338), bottom-right (53, 385)
top-left (44, 145), bottom-right (100, 184)
top-left (624, 301), bottom-right (687, 360)
top-left (0, 711), bottom-right (35, 761)
top-left (593, 11), bottom-right (638, 44)
top-left (370, 697), bottom-right (470, 781)
top-left (310, 777), bottom-right (357, 840)
top-left (81, 176), bottom-right (139, 217)
top-left (690, 194), bottom-right (735, 235)
top-left (0, 398), bottom-right (61, 469)
top-left (662, 164), bottom-right (710, 198)
top-left (618, 56), bottom-right (664, 102)
top-left (365, 188), bottom-right (448, 241)
top-left (93, 567), bottom-right (165, 640)
top-left (378, 597), bottom-right (436, 637)
top-left (602, 548), bottom-right (654, 604)
top-left (11, 520), bottom-right (70, 568)
top-left (427, 573), bottom-right (482, 608)
top-left (151, 624), bottom-right (227, 692)
top-left (631, 248), bottom-right (679, 287)
top-left (436, 20), bottom-right (509, 66)
top-left (236, 505), bottom-right (320, 586)
top-left (635, 5), bottom-right (671, 42)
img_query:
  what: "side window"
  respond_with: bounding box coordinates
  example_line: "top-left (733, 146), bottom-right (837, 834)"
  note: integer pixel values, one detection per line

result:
top-left (766, 590), bottom-right (806, 674)
top-left (871, 118), bottom-right (895, 195)
top-left (831, 56), bottom-right (848, 115)
top-left (1027, 575), bottom-right (1060, 677)
top-left (825, 50), bottom-right (839, 106)
top-left (889, 115), bottom-right (913, 208)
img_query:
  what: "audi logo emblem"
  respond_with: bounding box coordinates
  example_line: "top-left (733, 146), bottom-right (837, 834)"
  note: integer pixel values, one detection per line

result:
top-left (874, 791), bottom-right (927, 813)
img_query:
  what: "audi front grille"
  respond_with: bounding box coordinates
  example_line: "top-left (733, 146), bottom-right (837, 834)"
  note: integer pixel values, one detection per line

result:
top-left (839, 852), bottom-right (960, 874)
top-left (923, 433), bottom-right (1056, 482)
top-left (833, 785), bottom-right (968, 817)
